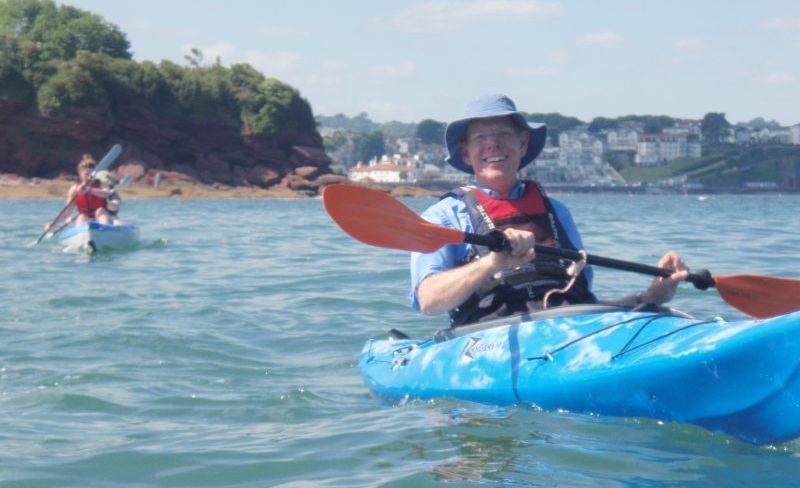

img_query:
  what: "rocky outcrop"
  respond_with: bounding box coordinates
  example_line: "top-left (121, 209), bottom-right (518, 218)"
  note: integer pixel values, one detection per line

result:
top-left (0, 100), bottom-right (335, 191)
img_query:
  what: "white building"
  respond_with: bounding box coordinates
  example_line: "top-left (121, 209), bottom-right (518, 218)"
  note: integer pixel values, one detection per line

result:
top-left (733, 127), bottom-right (751, 145)
top-left (409, 163), bottom-right (441, 182)
top-left (438, 164), bottom-right (470, 184)
top-left (523, 147), bottom-right (562, 183)
top-left (396, 137), bottom-right (420, 156)
top-left (635, 134), bottom-right (701, 166)
top-left (558, 130), bottom-right (605, 168)
top-left (348, 155), bottom-right (415, 183)
top-left (791, 124), bottom-right (800, 145)
top-left (606, 128), bottom-right (639, 151)
top-left (635, 137), bottom-right (662, 166)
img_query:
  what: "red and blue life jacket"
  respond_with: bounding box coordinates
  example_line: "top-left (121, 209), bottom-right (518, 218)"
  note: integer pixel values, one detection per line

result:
top-left (445, 180), bottom-right (596, 326)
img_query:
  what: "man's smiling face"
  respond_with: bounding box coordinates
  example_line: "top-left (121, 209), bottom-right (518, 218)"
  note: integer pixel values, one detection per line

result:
top-left (460, 116), bottom-right (529, 195)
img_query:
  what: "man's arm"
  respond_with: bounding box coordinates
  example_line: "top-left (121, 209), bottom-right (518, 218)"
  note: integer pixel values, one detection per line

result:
top-left (417, 228), bottom-right (536, 315)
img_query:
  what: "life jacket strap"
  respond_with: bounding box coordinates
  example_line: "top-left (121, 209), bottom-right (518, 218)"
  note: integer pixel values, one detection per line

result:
top-left (543, 250), bottom-right (588, 309)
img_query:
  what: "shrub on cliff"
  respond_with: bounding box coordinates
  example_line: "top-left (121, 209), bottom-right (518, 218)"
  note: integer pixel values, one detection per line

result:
top-left (0, 0), bottom-right (130, 61)
top-left (1, 0), bottom-right (320, 147)
top-left (36, 56), bottom-right (108, 114)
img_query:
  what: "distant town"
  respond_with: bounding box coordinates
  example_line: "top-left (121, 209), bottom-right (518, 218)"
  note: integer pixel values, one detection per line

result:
top-left (318, 113), bottom-right (800, 193)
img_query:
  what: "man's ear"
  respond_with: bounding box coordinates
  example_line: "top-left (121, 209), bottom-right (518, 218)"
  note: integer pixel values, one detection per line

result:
top-left (459, 144), bottom-right (473, 169)
top-left (519, 130), bottom-right (530, 153)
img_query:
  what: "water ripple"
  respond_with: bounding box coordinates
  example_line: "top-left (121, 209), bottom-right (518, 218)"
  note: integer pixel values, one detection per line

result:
top-left (1, 196), bottom-right (799, 486)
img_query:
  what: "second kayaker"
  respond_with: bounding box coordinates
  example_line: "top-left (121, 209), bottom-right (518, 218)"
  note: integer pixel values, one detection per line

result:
top-left (410, 94), bottom-right (689, 326)
top-left (44, 154), bottom-right (113, 232)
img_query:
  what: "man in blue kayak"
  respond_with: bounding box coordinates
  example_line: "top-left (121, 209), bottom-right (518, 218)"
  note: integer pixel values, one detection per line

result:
top-left (410, 94), bottom-right (689, 326)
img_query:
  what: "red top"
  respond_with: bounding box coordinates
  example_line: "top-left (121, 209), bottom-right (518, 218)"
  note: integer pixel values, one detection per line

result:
top-left (74, 181), bottom-right (106, 216)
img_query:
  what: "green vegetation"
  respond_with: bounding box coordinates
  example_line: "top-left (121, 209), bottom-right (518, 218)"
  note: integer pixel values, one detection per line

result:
top-left (0, 0), bottom-right (130, 60)
top-left (523, 112), bottom-right (583, 144)
top-left (415, 119), bottom-right (445, 144)
top-left (0, 0), bottom-right (317, 142)
top-left (620, 145), bottom-right (800, 189)
top-left (589, 115), bottom-right (677, 134)
top-left (700, 112), bottom-right (731, 147)
top-left (315, 112), bottom-right (416, 138)
top-left (355, 131), bottom-right (385, 163)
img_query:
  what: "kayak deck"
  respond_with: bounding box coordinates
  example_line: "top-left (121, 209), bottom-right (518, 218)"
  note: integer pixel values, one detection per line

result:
top-left (360, 306), bottom-right (800, 445)
top-left (57, 221), bottom-right (139, 253)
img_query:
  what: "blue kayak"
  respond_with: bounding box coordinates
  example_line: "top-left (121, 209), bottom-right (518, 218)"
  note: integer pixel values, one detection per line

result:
top-left (360, 305), bottom-right (800, 445)
top-left (57, 221), bottom-right (139, 253)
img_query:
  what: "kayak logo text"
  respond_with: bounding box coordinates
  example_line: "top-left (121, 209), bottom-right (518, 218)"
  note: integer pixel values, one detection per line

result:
top-left (462, 337), bottom-right (504, 360)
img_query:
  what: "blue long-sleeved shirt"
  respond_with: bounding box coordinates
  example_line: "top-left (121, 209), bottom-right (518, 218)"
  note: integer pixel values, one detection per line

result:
top-left (409, 180), bottom-right (593, 311)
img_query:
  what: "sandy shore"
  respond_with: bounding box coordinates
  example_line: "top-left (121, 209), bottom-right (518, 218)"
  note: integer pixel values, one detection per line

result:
top-left (0, 176), bottom-right (442, 200)
top-left (0, 177), bottom-right (317, 200)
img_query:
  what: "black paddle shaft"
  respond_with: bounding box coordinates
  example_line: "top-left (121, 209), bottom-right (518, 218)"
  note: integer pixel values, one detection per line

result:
top-left (465, 230), bottom-right (715, 291)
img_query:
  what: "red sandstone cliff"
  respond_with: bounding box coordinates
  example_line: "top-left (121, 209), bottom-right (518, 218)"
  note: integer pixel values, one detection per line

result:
top-left (0, 99), bottom-right (343, 192)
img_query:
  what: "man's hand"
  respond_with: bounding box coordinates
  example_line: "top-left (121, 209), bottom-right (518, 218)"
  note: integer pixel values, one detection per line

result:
top-left (486, 228), bottom-right (536, 272)
top-left (641, 251), bottom-right (689, 305)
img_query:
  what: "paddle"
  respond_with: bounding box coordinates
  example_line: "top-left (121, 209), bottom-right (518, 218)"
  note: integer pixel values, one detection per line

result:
top-left (46, 173), bottom-right (132, 239)
top-left (322, 183), bottom-right (800, 319)
top-left (35, 144), bottom-right (122, 245)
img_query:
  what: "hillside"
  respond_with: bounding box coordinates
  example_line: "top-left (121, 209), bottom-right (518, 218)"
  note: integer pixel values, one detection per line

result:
top-left (618, 145), bottom-right (800, 190)
top-left (0, 0), bottom-right (335, 192)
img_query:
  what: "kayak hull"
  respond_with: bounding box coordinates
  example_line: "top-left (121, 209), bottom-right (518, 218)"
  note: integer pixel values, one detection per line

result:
top-left (360, 306), bottom-right (800, 445)
top-left (57, 221), bottom-right (139, 253)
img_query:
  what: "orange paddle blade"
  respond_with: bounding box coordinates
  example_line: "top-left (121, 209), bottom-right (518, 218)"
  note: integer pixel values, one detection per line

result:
top-left (714, 274), bottom-right (800, 319)
top-left (322, 184), bottom-right (465, 253)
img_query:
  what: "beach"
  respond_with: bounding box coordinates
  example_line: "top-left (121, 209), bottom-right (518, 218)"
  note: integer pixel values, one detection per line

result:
top-left (0, 175), bottom-right (318, 200)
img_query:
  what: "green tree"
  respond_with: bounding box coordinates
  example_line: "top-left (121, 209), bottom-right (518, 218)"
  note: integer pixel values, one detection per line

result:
top-left (184, 47), bottom-right (203, 68)
top-left (0, 0), bottom-right (131, 61)
top-left (356, 131), bottom-right (385, 163)
top-left (643, 122), bottom-right (662, 134)
top-left (588, 117), bottom-right (618, 133)
top-left (415, 118), bottom-right (445, 144)
top-left (523, 112), bottom-right (584, 145)
top-left (618, 115), bottom-right (676, 132)
top-left (701, 112), bottom-right (731, 146)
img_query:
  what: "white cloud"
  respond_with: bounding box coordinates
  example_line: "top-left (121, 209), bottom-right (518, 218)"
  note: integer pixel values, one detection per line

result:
top-left (368, 62), bottom-right (416, 79)
top-left (580, 31), bottom-right (623, 47)
top-left (547, 51), bottom-right (568, 65)
top-left (258, 25), bottom-right (310, 37)
top-left (181, 43), bottom-right (301, 72)
top-left (321, 60), bottom-right (349, 74)
top-left (506, 52), bottom-right (567, 78)
top-left (178, 43), bottom-right (346, 94)
top-left (675, 38), bottom-right (709, 53)
top-left (762, 17), bottom-right (800, 31)
top-left (241, 50), bottom-right (302, 72)
top-left (361, 99), bottom-right (412, 120)
top-left (506, 65), bottom-right (557, 77)
top-left (754, 72), bottom-right (795, 86)
top-left (182, 42), bottom-right (234, 63)
top-left (389, 0), bottom-right (564, 33)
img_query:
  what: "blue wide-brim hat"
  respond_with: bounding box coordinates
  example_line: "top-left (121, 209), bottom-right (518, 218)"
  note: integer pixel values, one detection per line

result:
top-left (445, 94), bottom-right (547, 174)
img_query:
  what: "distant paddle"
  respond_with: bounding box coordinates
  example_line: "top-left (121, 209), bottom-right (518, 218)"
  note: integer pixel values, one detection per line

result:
top-left (34, 144), bottom-right (122, 245)
top-left (322, 183), bottom-right (800, 319)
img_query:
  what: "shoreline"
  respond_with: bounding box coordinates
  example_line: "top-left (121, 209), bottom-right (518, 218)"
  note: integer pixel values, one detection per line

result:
top-left (0, 177), bottom-right (317, 200)
top-left (2, 176), bottom-right (793, 200)
top-left (0, 174), bottom-right (444, 199)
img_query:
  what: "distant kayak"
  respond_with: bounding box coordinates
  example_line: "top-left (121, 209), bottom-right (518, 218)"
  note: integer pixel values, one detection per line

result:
top-left (361, 304), bottom-right (800, 445)
top-left (57, 221), bottom-right (139, 253)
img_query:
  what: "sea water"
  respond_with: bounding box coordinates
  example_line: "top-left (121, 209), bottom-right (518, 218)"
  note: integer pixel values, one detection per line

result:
top-left (1, 194), bottom-right (799, 486)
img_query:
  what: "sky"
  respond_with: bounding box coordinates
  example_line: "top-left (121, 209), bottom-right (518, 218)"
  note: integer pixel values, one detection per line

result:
top-left (57, 0), bottom-right (800, 125)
